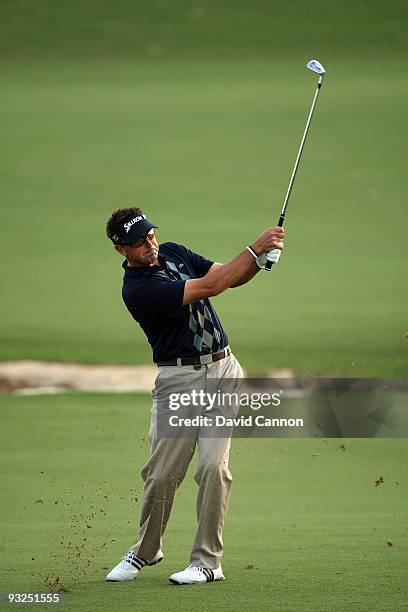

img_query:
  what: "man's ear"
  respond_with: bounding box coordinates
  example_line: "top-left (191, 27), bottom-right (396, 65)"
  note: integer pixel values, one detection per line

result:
top-left (114, 245), bottom-right (127, 257)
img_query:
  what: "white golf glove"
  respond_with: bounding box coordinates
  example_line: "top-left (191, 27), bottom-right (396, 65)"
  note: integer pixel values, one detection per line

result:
top-left (266, 249), bottom-right (282, 264)
top-left (256, 248), bottom-right (282, 269)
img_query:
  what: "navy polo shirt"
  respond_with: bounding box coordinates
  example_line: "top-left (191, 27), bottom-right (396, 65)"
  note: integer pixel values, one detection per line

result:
top-left (121, 242), bottom-right (229, 362)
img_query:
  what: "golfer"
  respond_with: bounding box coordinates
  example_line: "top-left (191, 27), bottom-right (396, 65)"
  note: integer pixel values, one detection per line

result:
top-left (105, 207), bottom-right (284, 585)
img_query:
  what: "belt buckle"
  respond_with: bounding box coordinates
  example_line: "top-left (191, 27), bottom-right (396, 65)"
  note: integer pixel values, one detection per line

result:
top-left (199, 354), bottom-right (213, 365)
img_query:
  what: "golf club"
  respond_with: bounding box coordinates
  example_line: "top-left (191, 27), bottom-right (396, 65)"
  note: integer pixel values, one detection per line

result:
top-left (265, 59), bottom-right (326, 271)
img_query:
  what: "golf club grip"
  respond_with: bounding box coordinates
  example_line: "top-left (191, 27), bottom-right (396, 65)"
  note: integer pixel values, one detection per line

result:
top-left (264, 215), bottom-right (285, 271)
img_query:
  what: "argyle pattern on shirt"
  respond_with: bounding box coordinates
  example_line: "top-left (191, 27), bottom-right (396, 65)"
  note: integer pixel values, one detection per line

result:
top-left (166, 261), bottom-right (221, 352)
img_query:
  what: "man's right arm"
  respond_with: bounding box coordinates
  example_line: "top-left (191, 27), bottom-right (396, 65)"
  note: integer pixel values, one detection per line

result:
top-left (183, 226), bottom-right (285, 305)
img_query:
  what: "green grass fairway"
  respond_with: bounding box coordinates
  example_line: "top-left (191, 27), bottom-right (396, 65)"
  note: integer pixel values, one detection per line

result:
top-left (1, 56), bottom-right (407, 375)
top-left (1, 392), bottom-right (407, 610)
top-left (0, 0), bottom-right (406, 59)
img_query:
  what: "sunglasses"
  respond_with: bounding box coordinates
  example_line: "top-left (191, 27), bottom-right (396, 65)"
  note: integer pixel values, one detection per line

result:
top-left (125, 229), bottom-right (156, 248)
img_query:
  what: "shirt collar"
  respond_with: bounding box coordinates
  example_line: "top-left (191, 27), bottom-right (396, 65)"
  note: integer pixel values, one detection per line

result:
top-left (122, 253), bottom-right (167, 275)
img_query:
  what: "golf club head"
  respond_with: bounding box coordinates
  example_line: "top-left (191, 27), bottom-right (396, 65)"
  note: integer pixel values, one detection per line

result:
top-left (306, 59), bottom-right (326, 75)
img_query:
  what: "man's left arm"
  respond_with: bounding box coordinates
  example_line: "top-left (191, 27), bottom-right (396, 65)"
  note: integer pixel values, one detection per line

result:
top-left (183, 241), bottom-right (283, 287)
top-left (209, 262), bottom-right (259, 288)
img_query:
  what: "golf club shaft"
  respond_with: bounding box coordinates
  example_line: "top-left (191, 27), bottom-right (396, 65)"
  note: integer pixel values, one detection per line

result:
top-left (265, 74), bottom-right (324, 270)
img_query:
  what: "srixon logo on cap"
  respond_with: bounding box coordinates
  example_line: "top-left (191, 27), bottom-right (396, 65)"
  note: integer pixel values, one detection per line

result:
top-left (124, 214), bottom-right (146, 233)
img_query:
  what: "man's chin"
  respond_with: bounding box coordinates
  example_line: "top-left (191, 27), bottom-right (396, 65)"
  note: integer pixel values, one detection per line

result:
top-left (145, 252), bottom-right (158, 265)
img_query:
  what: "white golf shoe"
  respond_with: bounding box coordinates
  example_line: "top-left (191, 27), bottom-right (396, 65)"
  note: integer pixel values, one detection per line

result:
top-left (106, 549), bottom-right (163, 582)
top-left (169, 564), bottom-right (225, 585)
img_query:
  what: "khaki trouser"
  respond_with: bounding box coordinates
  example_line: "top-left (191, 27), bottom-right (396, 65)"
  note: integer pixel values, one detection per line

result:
top-left (130, 352), bottom-right (243, 569)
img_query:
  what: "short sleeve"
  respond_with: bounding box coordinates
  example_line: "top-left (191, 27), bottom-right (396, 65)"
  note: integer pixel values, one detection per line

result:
top-left (181, 246), bottom-right (214, 277)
